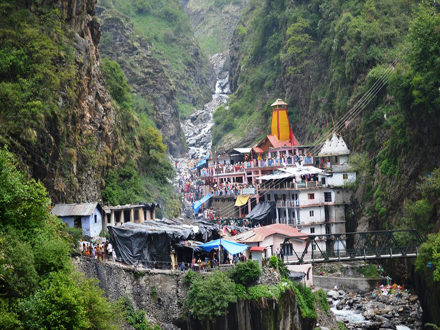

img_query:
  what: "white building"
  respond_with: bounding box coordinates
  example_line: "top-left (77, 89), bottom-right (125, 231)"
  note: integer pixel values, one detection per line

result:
top-left (258, 134), bottom-right (355, 258)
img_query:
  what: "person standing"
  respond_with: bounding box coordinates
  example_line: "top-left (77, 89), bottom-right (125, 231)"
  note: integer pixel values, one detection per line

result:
top-left (112, 249), bottom-right (116, 264)
top-left (107, 242), bottom-right (113, 261)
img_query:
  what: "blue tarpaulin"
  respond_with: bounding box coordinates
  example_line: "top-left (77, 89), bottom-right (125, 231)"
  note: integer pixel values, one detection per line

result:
top-left (199, 238), bottom-right (248, 255)
top-left (190, 154), bottom-right (210, 170)
top-left (192, 193), bottom-right (212, 214)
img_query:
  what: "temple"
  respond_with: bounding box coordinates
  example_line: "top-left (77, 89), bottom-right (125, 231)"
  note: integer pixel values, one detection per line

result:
top-left (185, 98), bottom-right (356, 257)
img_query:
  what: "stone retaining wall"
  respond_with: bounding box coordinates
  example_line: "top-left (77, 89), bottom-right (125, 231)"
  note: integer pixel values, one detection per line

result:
top-left (314, 276), bottom-right (387, 292)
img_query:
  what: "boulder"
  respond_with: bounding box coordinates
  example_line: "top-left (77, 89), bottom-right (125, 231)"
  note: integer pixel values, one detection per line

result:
top-left (327, 290), bottom-right (340, 300)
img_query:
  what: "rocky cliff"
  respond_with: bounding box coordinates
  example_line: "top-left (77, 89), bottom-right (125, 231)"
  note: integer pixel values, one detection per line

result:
top-left (0, 0), bottom-right (122, 203)
top-left (180, 0), bottom-right (248, 57)
top-left (0, 0), bottom-right (178, 212)
top-left (97, 9), bottom-right (186, 156)
top-left (77, 258), bottom-right (316, 330)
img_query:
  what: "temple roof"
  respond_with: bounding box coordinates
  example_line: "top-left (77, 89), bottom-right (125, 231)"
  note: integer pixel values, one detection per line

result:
top-left (271, 99), bottom-right (288, 107)
top-left (318, 133), bottom-right (351, 156)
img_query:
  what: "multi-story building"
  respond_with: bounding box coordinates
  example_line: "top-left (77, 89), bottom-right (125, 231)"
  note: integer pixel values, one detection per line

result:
top-left (193, 99), bottom-right (356, 249)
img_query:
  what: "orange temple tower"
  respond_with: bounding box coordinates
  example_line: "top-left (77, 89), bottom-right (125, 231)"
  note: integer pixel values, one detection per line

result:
top-left (270, 99), bottom-right (290, 141)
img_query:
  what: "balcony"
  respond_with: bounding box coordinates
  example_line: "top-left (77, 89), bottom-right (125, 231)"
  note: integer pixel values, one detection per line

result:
top-left (276, 200), bottom-right (299, 207)
top-left (260, 181), bottom-right (324, 191)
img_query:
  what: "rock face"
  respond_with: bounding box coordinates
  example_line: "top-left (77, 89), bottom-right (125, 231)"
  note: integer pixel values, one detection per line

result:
top-left (12, 0), bottom-right (121, 203)
top-left (97, 11), bottom-right (186, 157)
top-left (77, 258), bottom-right (316, 330)
top-left (180, 0), bottom-right (248, 57)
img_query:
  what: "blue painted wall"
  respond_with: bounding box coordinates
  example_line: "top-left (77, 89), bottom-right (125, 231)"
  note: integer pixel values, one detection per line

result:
top-left (81, 208), bottom-right (102, 237)
top-left (59, 208), bottom-right (102, 237)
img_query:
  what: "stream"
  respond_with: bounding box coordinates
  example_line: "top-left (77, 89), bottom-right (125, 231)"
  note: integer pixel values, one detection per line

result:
top-left (326, 287), bottom-right (422, 329)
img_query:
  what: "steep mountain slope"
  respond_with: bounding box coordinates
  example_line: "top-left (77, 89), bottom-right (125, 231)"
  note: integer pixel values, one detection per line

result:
top-left (97, 0), bottom-right (212, 122)
top-left (180, 0), bottom-right (248, 56)
top-left (217, 0), bottom-right (440, 231)
top-left (0, 0), bottom-right (179, 216)
top-left (97, 9), bottom-right (186, 156)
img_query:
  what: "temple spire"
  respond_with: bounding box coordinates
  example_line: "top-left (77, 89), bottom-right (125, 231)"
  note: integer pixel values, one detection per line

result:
top-left (270, 99), bottom-right (290, 141)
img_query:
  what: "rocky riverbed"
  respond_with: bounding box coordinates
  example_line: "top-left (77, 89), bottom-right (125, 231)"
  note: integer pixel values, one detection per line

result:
top-left (322, 286), bottom-right (422, 329)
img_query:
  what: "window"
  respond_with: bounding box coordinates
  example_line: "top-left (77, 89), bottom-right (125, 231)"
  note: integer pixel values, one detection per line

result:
top-left (321, 177), bottom-right (326, 185)
top-left (308, 193), bottom-right (315, 200)
top-left (310, 227), bottom-right (315, 233)
top-left (267, 194), bottom-right (271, 201)
top-left (309, 210), bottom-right (314, 217)
top-left (343, 173), bottom-right (348, 180)
top-left (94, 214), bottom-right (97, 224)
top-left (324, 192), bottom-right (332, 202)
top-left (282, 243), bottom-right (293, 256)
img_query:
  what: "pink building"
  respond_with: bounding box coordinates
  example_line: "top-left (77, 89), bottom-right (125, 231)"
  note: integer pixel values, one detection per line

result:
top-left (232, 223), bottom-right (306, 259)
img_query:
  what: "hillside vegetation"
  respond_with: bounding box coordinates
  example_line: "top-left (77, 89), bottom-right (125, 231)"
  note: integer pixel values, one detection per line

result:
top-left (216, 0), bottom-right (440, 231)
top-left (98, 0), bottom-right (212, 119)
top-left (181, 0), bottom-right (248, 56)
top-left (0, 0), bottom-right (180, 217)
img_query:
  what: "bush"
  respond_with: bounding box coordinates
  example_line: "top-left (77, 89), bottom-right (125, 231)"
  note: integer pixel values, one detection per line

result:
top-left (292, 283), bottom-right (317, 319)
top-left (186, 271), bottom-right (236, 321)
top-left (357, 264), bottom-right (380, 278)
top-left (314, 289), bottom-right (330, 315)
top-left (229, 260), bottom-right (261, 286)
top-left (416, 233), bottom-right (440, 283)
top-left (269, 255), bottom-right (279, 269)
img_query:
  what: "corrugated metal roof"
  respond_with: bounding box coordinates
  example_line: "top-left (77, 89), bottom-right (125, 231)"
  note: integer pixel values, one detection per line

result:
top-left (52, 203), bottom-right (99, 217)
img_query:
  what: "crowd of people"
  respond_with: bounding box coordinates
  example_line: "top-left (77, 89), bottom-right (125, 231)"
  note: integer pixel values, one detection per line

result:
top-left (81, 240), bottom-right (116, 264)
top-left (179, 253), bottom-right (248, 271)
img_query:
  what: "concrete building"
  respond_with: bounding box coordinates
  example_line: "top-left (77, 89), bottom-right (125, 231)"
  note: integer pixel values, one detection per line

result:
top-left (232, 223), bottom-right (307, 260)
top-left (52, 202), bottom-right (103, 237)
top-left (102, 203), bottom-right (159, 231)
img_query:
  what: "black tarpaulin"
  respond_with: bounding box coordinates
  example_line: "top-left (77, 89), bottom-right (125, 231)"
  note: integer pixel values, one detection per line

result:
top-left (245, 201), bottom-right (276, 222)
top-left (289, 272), bottom-right (306, 282)
top-left (108, 220), bottom-right (218, 265)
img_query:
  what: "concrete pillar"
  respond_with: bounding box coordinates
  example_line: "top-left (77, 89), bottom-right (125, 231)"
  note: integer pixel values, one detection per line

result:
top-left (120, 211), bottom-right (125, 224)
top-left (139, 208), bottom-right (144, 224)
top-left (276, 208), bottom-right (279, 224)
top-left (130, 209), bottom-right (134, 223)
top-left (110, 210), bottom-right (115, 227)
top-left (247, 199), bottom-right (251, 215)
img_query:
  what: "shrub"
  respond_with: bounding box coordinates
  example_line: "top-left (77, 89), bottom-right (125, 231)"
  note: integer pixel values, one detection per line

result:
top-left (229, 260), bottom-right (261, 286)
top-left (416, 233), bottom-right (440, 283)
top-left (357, 264), bottom-right (380, 278)
top-left (186, 271), bottom-right (236, 321)
top-left (314, 289), bottom-right (330, 315)
top-left (292, 283), bottom-right (317, 319)
top-left (269, 255), bottom-right (279, 269)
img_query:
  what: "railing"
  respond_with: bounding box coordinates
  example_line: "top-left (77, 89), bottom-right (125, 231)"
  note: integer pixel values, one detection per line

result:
top-left (260, 181), bottom-right (323, 191)
top-left (276, 200), bottom-right (299, 207)
top-left (199, 157), bottom-right (315, 177)
top-left (281, 230), bottom-right (424, 264)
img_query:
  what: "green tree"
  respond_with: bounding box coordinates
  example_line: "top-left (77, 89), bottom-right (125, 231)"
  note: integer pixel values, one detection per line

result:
top-left (186, 271), bottom-right (237, 321)
top-left (228, 260), bottom-right (261, 286)
top-left (416, 233), bottom-right (440, 283)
